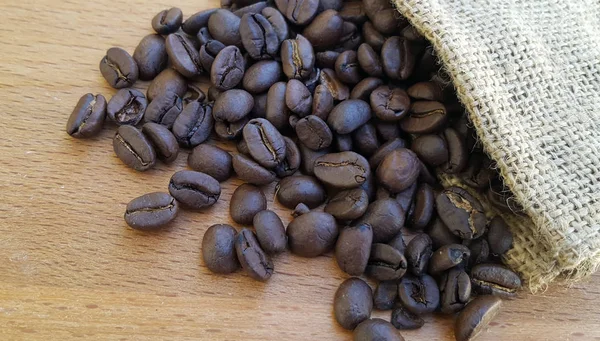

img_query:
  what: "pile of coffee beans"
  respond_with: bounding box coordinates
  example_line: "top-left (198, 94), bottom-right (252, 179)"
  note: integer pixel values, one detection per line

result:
top-left (66, 0), bottom-right (523, 339)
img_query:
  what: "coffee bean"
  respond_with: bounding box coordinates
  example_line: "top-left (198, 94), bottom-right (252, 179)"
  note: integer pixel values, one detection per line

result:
top-left (461, 152), bottom-right (497, 190)
top-left (216, 117), bottom-right (249, 140)
top-left (360, 173), bottom-right (377, 202)
top-left (152, 8), bottom-right (183, 35)
top-left (230, 183), bottom-right (267, 225)
top-left (358, 198), bottom-right (405, 243)
top-left (232, 1), bottom-right (267, 16)
top-left (315, 51), bottom-right (340, 69)
top-left (253, 210), bottom-right (287, 254)
top-left (429, 243), bottom-right (471, 274)
top-left (100, 47), bottom-right (138, 89)
top-left (141, 123), bottom-right (179, 163)
top-left (182, 9), bottom-right (218, 35)
top-left (165, 33), bottom-right (203, 78)
top-left (281, 34), bottom-right (315, 80)
top-left (339, 1), bottom-right (367, 24)
top-left (147, 68), bottom-right (187, 101)
top-left (363, 0), bottom-right (404, 34)
top-left (320, 0), bottom-right (343, 11)
top-left (240, 13), bottom-right (280, 60)
top-left (455, 296), bottom-right (502, 341)
top-left (426, 217), bottom-right (461, 249)
top-left (213, 89), bottom-right (254, 123)
top-left (276, 175), bottom-right (326, 209)
top-left (168, 170), bottom-right (221, 210)
top-left (418, 158), bottom-right (438, 185)
top-left (375, 120), bottom-right (401, 142)
top-left (352, 122), bottom-right (379, 156)
top-left (66, 93), bottom-right (106, 138)
top-left (211, 46), bottom-right (245, 91)
top-left (312, 84), bottom-right (335, 120)
top-left (406, 233), bottom-right (433, 276)
top-left (202, 224), bottom-right (240, 274)
top-left (133, 34), bottom-right (167, 81)
top-left (368, 138), bottom-right (406, 169)
top-left (199, 39), bottom-right (226, 71)
top-left (292, 203), bottom-right (311, 217)
top-left (411, 134), bottom-right (448, 166)
top-left (334, 278), bottom-right (373, 330)
top-left (366, 243), bottom-right (408, 281)
top-left (172, 101), bottom-right (214, 148)
top-left (398, 274), bottom-right (440, 315)
top-left (388, 232), bottom-right (407, 254)
top-left (377, 148), bottom-right (420, 193)
top-left (353, 318), bottom-right (405, 341)
top-left (287, 211), bottom-right (338, 257)
top-left (327, 99), bottom-right (371, 134)
top-left (335, 223), bottom-right (373, 276)
top-left (144, 91), bottom-right (183, 129)
top-left (325, 188), bottom-right (369, 220)
top-left (436, 186), bottom-right (487, 240)
top-left (265, 82), bottom-right (290, 130)
top-left (285, 79), bottom-right (313, 116)
top-left (243, 60), bottom-right (282, 94)
top-left (468, 238), bottom-right (490, 268)
top-left (302, 9), bottom-right (344, 51)
top-left (250, 92), bottom-right (268, 119)
top-left (356, 43), bottom-right (383, 77)
top-left (274, 136), bottom-right (301, 177)
top-left (401, 25), bottom-right (425, 42)
top-left (232, 153), bottom-right (277, 185)
top-left (113, 125), bottom-right (156, 171)
top-left (184, 81), bottom-right (207, 105)
top-left (242, 118), bottom-right (286, 168)
top-left (400, 101), bottom-right (448, 134)
top-left (409, 183), bottom-right (435, 229)
top-left (299, 141), bottom-right (330, 176)
top-left (440, 127), bottom-right (468, 173)
top-left (471, 263), bottom-right (521, 299)
top-left (314, 151), bottom-right (371, 189)
top-left (334, 50), bottom-right (362, 85)
top-left (197, 26), bottom-right (214, 45)
top-left (373, 281), bottom-right (398, 310)
top-left (124, 192), bottom-right (178, 230)
top-left (208, 9), bottom-right (242, 46)
top-left (295, 115), bottom-right (333, 150)
top-left (320, 68), bottom-right (350, 101)
top-left (275, 0), bottom-right (319, 25)
top-left (262, 7), bottom-right (289, 42)
top-left (351, 77), bottom-right (383, 101)
top-left (334, 133), bottom-right (353, 152)
top-left (440, 268), bottom-right (471, 314)
top-left (487, 216), bottom-right (513, 256)
top-left (391, 306), bottom-right (424, 330)
top-left (407, 81), bottom-right (444, 101)
top-left (362, 22), bottom-right (385, 52)
top-left (369, 85), bottom-right (410, 122)
top-left (188, 144), bottom-right (233, 182)
top-left (381, 37), bottom-right (416, 80)
top-left (394, 181), bottom-right (417, 215)
top-left (107, 89), bottom-right (147, 126)
top-left (338, 21), bottom-right (362, 50)
top-left (235, 228), bottom-right (274, 281)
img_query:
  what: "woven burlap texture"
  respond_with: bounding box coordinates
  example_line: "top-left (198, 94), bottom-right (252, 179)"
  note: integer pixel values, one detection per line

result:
top-left (393, 0), bottom-right (600, 291)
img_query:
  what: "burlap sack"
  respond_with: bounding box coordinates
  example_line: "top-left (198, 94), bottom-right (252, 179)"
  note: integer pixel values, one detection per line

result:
top-left (391, 0), bottom-right (600, 291)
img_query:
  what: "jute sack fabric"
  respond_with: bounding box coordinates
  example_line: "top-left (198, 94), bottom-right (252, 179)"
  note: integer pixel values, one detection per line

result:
top-left (392, 0), bottom-right (600, 291)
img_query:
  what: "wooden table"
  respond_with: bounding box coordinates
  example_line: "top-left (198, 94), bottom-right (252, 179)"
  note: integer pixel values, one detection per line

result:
top-left (1, 0), bottom-right (600, 340)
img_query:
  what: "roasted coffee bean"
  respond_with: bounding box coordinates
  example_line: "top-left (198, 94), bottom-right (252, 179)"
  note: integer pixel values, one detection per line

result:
top-left (455, 296), bottom-right (502, 341)
top-left (133, 34), bottom-right (167, 81)
top-left (320, 68), bottom-right (350, 101)
top-left (429, 244), bottom-right (471, 274)
top-left (362, 22), bottom-right (385, 52)
top-left (334, 133), bottom-right (353, 152)
top-left (230, 184), bottom-right (267, 225)
top-left (335, 223), bottom-right (373, 276)
top-left (243, 118), bottom-right (286, 168)
top-left (287, 211), bottom-right (338, 257)
top-left (107, 89), bottom-right (147, 126)
top-left (243, 60), bottom-right (282, 94)
top-left (411, 134), bottom-right (448, 166)
top-left (381, 37), bottom-right (415, 80)
top-left (377, 148), bottom-right (420, 193)
top-left (285, 79), bottom-right (313, 116)
top-left (147, 68), bottom-right (187, 101)
top-left (124, 192), bottom-right (178, 230)
top-left (314, 151), bottom-right (370, 189)
top-left (440, 127), bottom-right (468, 173)
top-left (418, 158), bottom-right (438, 185)
top-left (471, 263), bottom-right (521, 299)
top-left (262, 7), bottom-right (289, 42)
top-left (182, 9), bottom-right (218, 35)
top-left (353, 318), bottom-right (405, 341)
top-left (240, 13), bottom-right (280, 60)
top-left (265, 81), bottom-right (290, 130)
top-left (374, 120), bottom-right (401, 142)
top-left (358, 198), bottom-right (405, 242)
top-left (360, 173), bottom-right (377, 202)
top-left (100, 47), bottom-right (138, 89)
top-left (406, 233), bottom-right (433, 276)
top-left (320, 0), bottom-right (343, 11)
top-left (172, 101), bottom-right (214, 148)
top-left (338, 21), bottom-right (362, 50)
top-left (388, 232), bottom-right (406, 254)
top-left (199, 39), bottom-right (226, 71)
top-left (188, 144), bottom-right (232, 182)
top-left (215, 117), bottom-right (249, 140)
top-left (401, 25), bottom-right (425, 42)
top-left (400, 101), bottom-right (448, 134)
top-left (328, 99), bottom-right (371, 134)
top-left (213, 89), bottom-right (254, 124)
top-left (168, 170), bottom-right (221, 209)
top-left (196, 27), bottom-right (214, 45)
top-left (440, 268), bottom-right (471, 314)
top-left (292, 203), bottom-right (311, 217)
top-left (281, 34), bottom-right (315, 80)
top-left (302, 9), bottom-right (344, 51)
top-left (373, 281), bottom-right (398, 310)
top-left (398, 274), bottom-right (440, 315)
top-left (315, 51), bottom-right (340, 69)
top-left (351, 77), bottom-right (383, 101)
top-left (250, 92), bottom-right (268, 119)
top-left (234, 1), bottom-right (269, 17)
top-left (152, 8), bottom-right (182, 35)
top-left (144, 91), bottom-right (183, 129)
top-left (363, 0), bottom-right (404, 34)
top-left (298, 143), bottom-right (329, 175)
top-left (184, 81), bottom-right (207, 104)
top-left (427, 217), bottom-right (461, 249)
top-left (165, 33), bottom-right (203, 78)
top-left (339, 1), bottom-right (366, 24)
top-left (391, 306), bottom-right (424, 330)
top-left (232, 153), bottom-right (277, 185)
top-left (208, 9), bottom-right (242, 46)
top-left (394, 181), bottom-right (417, 215)
top-left (368, 138), bottom-right (406, 169)
top-left (487, 216), bottom-right (513, 256)
top-left (235, 228), bottom-right (274, 281)
top-left (356, 43), bottom-right (383, 77)
top-left (334, 277), bottom-right (373, 330)
top-left (410, 183), bottom-right (435, 229)
top-left (113, 125), bottom-right (156, 171)
top-left (352, 122), bottom-right (379, 156)
top-left (407, 81), bottom-right (444, 101)
top-left (295, 115), bottom-right (333, 150)
top-left (303, 67), bottom-right (321, 93)
top-left (366, 243), bottom-right (408, 281)
top-left (211, 46), bottom-right (245, 91)
top-left (468, 238), bottom-right (490, 268)
top-left (253, 210), bottom-right (287, 254)
top-left (311, 84), bottom-right (334, 120)
top-left (436, 187), bottom-right (487, 240)
top-left (325, 188), bottom-right (369, 220)
top-left (202, 224), bottom-right (240, 274)
top-left (274, 136), bottom-right (301, 177)
top-left (275, 0), bottom-right (319, 25)
top-left (370, 85), bottom-right (410, 122)
top-left (461, 152), bottom-right (497, 189)
top-left (276, 175), bottom-right (326, 209)
top-left (335, 50), bottom-right (362, 85)
top-left (141, 123), bottom-right (179, 163)
top-left (66, 93), bottom-right (106, 138)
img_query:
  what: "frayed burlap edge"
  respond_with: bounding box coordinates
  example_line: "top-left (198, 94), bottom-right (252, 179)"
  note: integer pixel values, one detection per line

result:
top-left (392, 0), bottom-right (600, 292)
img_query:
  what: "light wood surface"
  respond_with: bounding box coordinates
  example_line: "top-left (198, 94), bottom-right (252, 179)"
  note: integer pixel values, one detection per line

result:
top-left (1, 1), bottom-right (600, 340)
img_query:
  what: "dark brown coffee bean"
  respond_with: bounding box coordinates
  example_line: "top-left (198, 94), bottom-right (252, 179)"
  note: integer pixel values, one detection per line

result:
top-left (325, 188), bottom-right (369, 220)
top-left (100, 47), bottom-right (138, 89)
top-left (243, 60), bottom-right (282, 94)
top-left (406, 233), bottom-right (433, 276)
top-left (387, 232), bottom-right (406, 254)
top-left (184, 81), bottom-right (207, 104)
top-left (113, 125), bottom-right (156, 171)
top-left (339, 1), bottom-right (366, 24)
top-left (147, 68), bottom-right (187, 102)
top-left (407, 81), bottom-right (444, 101)
top-left (265, 82), bottom-right (290, 130)
top-left (334, 277), bottom-right (373, 330)
top-left (401, 25), bottom-right (425, 42)
top-left (398, 274), bottom-right (440, 315)
top-left (165, 33), bottom-right (203, 78)
top-left (427, 217), bottom-right (461, 249)
top-left (356, 43), bottom-right (383, 77)
top-left (215, 116), bottom-right (248, 140)
top-left (335, 223), bottom-right (373, 276)
top-left (487, 216), bottom-right (513, 256)
top-left (363, 0), bottom-right (404, 33)
top-left (213, 89), bottom-right (254, 123)
top-left (202, 224), bottom-right (240, 274)
top-left (391, 306), bottom-right (424, 330)
top-left (468, 238), bottom-right (490, 268)
top-left (275, 0), bottom-right (319, 25)
top-left (234, 1), bottom-right (269, 17)
top-left (455, 296), bottom-right (502, 341)
top-left (235, 228), bottom-right (274, 281)
top-left (461, 152), bottom-right (497, 190)
top-left (369, 85), bottom-right (410, 122)
top-left (133, 34), bottom-right (167, 81)
top-left (400, 101), bottom-right (448, 134)
top-left (262, 7), bottom-right (289, 42)
top-left (276, 175), bottom-right (326, 209)
top-left (287, 211), bottom-right (338, 257)
top-left (429, 244), bottom-right (471, 274)
top-left (339, 21), bottom-right (363, 50)
top-left (311, 84), bottom-right (334, 120)
top-left (436, 187), bottom-right (487, 240)
top-left (368, 138), bottom-right (406, 169)
top-left (141, 123), bottom-right (179, 163)
top-left (197, 27), bottom-right (214, 45)
top-left (418, 158), bottom-right (438, 185)
top-left (335, 50), bottom-right (362, 85)
top-left (292, 203), bottom-right (311, 217)
top-left (441, 127), bottom-right (468, 173)
top-left (373, 120), bottom-right (400, 142)
top-left (152, 8), bottom-right (182, 34)
top-left (285, 79), bottom-right (313, 116)
top-left (366, 243), bottom-right (408, 281)
top-left (281, 34), bottom-right (315, 80)
top-left (358, 198), bottom-right (405, 243)
top-left (320, 68), bottom-right (350, 101)
top-left (381, 37), bottom-right (416, 80)
top-left (351, 77), bottom-right (383, 101)
top-left (249, 92), bottom-right (268, 119)
top-left (320, 0), bottom-right (343, 11)
top-left (199, 40), bottom-right (226, 72)
top-left (168, 170), bottom-right (221, 210)
top-left (182, 9), bottom-right (218, 35)
top-left (410, 183), bottom-right (435, 229)
top-left (440, 269), bottom-right (471, 314)
top-left (144, 91), bottom-right (183, 129)
top-left (377, 148), bottom-right (420, 193)
top-left (208, 9), bottom-right (242, 46)
top-left (240, 13), bottom-right (280, 60)
top-left (352, 122), bottom-right (379, 156)
top-left (302, 9), bottom-right (344, 51)
top-left (66, 93), bottom-right (106, 138)
top-left (411, 134), bottom-right (448, 167)
top-left (124, 192), bottom-right (178, 230)
top-left (299, 143), bottom-right (329, 175)
top-left (211, 46), bottom-right (245, 91)
top-left (188, 144), bottom-right (232, 182)
top-left (373, 281), bottom-right (398, 310)
top-left (274, 136), bottom-right (301, 177)
top-left (362, 22), bottom-right (385, 52)
top-left (243, 118), bottom-right (286, 168)
top-left (328, 99), bottom-right (371, 134)
top-left (471, 263), bottom-right (521, 299)
top-left (230, 183), bottom-right (267, 225)
top-left (314, 151), bottom-right (371, 189)
top-left (353, 318), bottom-right (405, 341)
top-left (295, 115), bottom-right (333, 150)
top-left (172, 101), bottom-right (214, 148)
top-left (315, 51), bottom-right (340, 69)
top-left (253, 210), bottom-right (287, 254)
top-left (232, 153), bottom-right (277, 185)
top-left (334, 133), bottom-right (353, 152)
top-left (107, 89), bottom-right (147, 126)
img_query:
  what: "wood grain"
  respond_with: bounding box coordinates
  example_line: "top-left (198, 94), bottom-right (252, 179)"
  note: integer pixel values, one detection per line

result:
top-left (1, 0), bottom-right (600, 340)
